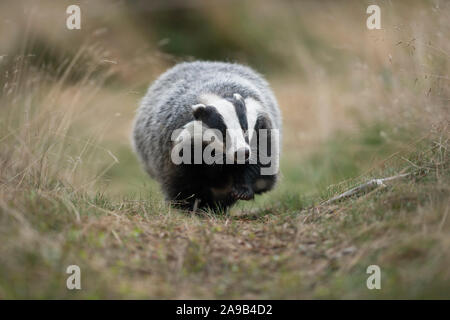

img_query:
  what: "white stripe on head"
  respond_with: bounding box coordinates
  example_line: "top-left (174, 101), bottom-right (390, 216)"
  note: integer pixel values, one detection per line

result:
top-left (199, 93), bottom-right (248, 160)
top-left (245, 97), bottom-right (262, 142)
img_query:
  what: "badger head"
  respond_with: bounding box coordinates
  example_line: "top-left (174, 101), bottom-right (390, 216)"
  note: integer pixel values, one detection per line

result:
top-left (191, 93), bottom-right (254, 164)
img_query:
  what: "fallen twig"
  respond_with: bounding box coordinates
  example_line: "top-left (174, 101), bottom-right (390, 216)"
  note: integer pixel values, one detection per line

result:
top-left (322, 172), bottom-right (412, 205)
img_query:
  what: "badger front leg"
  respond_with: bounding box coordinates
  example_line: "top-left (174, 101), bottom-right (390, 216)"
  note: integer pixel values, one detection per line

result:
top-left (230, 165), bottom-right (255, 200)
top-left (250, 115), bottom-right (278, 194)
top-left (230, 114), bottom-right (278, 200)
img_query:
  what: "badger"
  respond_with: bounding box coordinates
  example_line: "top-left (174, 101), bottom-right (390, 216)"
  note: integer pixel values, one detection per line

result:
top-left (132, 61), bottom-right (282, 212)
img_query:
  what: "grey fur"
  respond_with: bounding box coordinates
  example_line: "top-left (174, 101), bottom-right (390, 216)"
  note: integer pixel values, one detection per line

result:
top-left (132, 61), bottom-right (282, 206)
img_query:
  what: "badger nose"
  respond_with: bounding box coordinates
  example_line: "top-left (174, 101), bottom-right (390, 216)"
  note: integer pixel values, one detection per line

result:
top-left (234, 147), bottom-right (250, 163)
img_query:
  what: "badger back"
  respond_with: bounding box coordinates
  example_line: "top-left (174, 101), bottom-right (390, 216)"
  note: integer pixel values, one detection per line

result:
top-left (132, 61), bottom-right (282, 183)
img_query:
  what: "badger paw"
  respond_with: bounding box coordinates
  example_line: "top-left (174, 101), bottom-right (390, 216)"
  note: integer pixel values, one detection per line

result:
top-left (231, 185), bottom-right (254, 201)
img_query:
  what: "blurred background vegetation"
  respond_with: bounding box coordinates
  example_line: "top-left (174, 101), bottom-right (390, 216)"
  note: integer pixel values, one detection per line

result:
top-left (0, 0), bottom-right (449, 298)
top-left (3, 0), bottom-right (447, 198)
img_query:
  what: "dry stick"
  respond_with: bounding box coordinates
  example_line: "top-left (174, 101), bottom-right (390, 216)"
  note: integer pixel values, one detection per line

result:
top-left (321, 172), bottom-right (412, 205)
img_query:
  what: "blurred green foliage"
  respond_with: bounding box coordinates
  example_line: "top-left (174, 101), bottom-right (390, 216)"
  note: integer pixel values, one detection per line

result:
top-left (126, 3), bottom-right (290, 73)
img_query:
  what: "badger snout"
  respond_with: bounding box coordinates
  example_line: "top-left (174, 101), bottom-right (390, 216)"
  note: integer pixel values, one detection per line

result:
top-left (234, 147), bottom-right (250, 163)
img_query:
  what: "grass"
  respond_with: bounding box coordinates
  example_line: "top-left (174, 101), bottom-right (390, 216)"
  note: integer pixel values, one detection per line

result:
top-left (0, 0), bottom-right (449, 299)
top-left (1, 117), bottom-right (448, 298)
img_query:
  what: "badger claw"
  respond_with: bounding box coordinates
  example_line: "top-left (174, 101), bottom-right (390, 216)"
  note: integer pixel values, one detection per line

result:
top-left (231, 185), bottom-right (254, 201)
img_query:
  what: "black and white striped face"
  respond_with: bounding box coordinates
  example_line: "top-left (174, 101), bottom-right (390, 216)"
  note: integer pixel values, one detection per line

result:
top-left (192, 93), bottom-right (256, 163)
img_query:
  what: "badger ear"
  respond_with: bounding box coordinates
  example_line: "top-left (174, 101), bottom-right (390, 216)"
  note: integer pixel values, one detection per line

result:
top-left (233, 93), bottom-right (243, 101)
top-left (191, 104), bottom-right (206, 120)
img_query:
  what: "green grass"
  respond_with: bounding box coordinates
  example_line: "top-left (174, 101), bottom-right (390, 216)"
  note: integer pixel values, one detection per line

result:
top-left (1, 123), bottom-right (448, 299)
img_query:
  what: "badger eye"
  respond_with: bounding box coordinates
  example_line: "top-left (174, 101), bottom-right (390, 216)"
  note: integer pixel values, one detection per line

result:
top-left (243, 130), bottom-right (249, 138)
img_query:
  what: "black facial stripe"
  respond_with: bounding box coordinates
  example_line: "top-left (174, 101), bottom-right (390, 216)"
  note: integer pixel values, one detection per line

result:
top-left (254, 114), bottom-right (272, 130)
top-left (233, 97), bottom-right (248, 134)
top-left (201, 105), bottom-right (227, 140)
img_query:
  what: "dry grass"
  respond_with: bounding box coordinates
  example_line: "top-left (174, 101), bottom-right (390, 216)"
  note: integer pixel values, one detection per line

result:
top-left (0, 0), bottom-right (449, 298)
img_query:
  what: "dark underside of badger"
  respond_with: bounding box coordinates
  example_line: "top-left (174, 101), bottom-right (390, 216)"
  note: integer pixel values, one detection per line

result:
top-left (165, 122), bottom-right (276, 212)
top-left (166, 160), bottom-right (277, 212)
